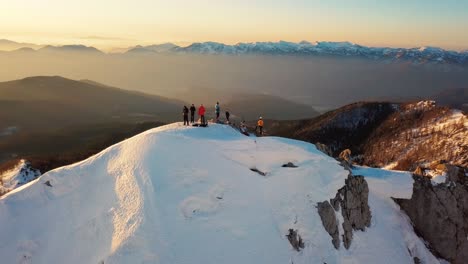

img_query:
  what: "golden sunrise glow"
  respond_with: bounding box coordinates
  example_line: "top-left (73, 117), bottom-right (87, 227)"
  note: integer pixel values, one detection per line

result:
top-left (1, 0), bottom-right (467, 51)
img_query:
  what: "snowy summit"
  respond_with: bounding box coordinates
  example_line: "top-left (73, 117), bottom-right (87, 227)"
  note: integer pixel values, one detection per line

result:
top-left (0, 123), bottom-right (439, 263)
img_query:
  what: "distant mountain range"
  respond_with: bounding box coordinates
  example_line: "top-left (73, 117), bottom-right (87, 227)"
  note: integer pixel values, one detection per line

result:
top-left (0, 39), bottom-right (43, 51)
top-left (38, 44), bottom-right (103, 54)
top-left (1, 39), bottom-right (468, 66)
top-left (126, 43), bottom-right (178, 54)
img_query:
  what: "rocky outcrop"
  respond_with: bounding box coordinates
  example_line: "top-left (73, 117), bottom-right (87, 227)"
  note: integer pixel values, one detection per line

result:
top-left (250, 167), bottom-right (267, 176)
top-left (318, 174), bottom-right (372, 249)
top-left (395, 166), bottom-right (468, 264)
top-left (286, 229), bottom-right (305, 251)
top-left (317, 201), bottom-right (340, 249)
top-left (281, 162), bottom-right (298, 168)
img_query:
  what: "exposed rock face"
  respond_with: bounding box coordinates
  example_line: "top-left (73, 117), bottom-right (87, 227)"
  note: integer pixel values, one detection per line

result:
top-left (286, 229), bottom-right (305, 251)
top-left (318, 174), bottom-right (372, 249)
top-left (317, 201), bottom-right (340, 249)
top-left (395, 166), bottom-right (468, 264)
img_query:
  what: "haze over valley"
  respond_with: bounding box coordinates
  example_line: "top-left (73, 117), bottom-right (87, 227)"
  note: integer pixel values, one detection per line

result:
top-left (1, 40), bottom-right (467, 112)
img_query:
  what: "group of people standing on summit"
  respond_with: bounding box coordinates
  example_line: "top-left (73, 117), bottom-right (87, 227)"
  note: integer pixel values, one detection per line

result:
top-left (182, 104), bottom-right (203, 126)
top-left (182, 102), bottom-right (264, 136)
top-left (182, 102), bottom-right (230, 126)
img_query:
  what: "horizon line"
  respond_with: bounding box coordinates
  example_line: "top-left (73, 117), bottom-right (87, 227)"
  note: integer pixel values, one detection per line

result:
top-left (1, 38), bottom-right (467, 53)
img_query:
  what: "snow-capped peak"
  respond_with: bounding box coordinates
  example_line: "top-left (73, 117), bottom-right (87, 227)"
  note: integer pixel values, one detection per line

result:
top-left (0, 123), bottom-right (438, 263)
top-left (167, 41), bottom-right (468, 66)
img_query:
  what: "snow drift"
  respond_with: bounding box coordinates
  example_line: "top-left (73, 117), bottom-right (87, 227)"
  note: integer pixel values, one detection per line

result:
top-left (0, 123), bottom-right (439, 263)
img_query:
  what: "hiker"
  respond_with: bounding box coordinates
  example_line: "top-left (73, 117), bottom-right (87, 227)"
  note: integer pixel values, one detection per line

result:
top-left (240, 121), bottom-right (249, 136)
top-left (225, 110), bottom-right (230, 123)
top-left (257, 116), bottom-right (264, 136)
top-left (190, 104), bottom-right (196, 123)
top-left (183, 106), bottom-right (189, 126)
top-left (199, 104), bottom-right (206, 125)
top-left (215, 102), bottom-right (220, 121)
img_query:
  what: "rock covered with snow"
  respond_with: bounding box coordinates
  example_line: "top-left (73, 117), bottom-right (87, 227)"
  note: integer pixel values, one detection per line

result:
top-left (318, 174), bottom-right (372, 249)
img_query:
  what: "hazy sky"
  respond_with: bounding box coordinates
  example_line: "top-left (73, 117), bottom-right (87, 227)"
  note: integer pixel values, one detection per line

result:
top-left (1, 0), bottom-right (468, 50)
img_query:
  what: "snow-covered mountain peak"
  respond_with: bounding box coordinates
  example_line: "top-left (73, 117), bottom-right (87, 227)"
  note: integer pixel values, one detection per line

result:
top-left (167, 41), bottom-right (468, 66)
top-left (0, 123), bottom-right (440, 263)
top-left (417, 46), bottom-right (445, 53)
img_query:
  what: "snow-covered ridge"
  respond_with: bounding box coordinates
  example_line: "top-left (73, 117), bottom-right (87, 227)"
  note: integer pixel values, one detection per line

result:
top-left (7, 39), bottom-right (467, 66)
top-left (0, 123), bottom-right (439, 263)
top-left (164, 41), bottom-right (468, 65)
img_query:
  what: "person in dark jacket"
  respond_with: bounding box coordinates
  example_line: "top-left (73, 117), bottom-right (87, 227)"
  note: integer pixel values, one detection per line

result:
top-left (190, 104), bottom-right (196, 123)
top-left (225, 110), bottom-right (230, 123)
top-left (183, 106), bottom-right (189, 125)
top-left (215, 102), bottom-right (220, 121)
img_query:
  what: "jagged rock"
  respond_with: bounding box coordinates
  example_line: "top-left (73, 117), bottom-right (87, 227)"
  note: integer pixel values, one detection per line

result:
top-left (317, 201), bottom-right (340, 249)
top-left (316, 142), bottom-right (333, 157)
top-left (318, 174), bottom-right (371, 249)
top-left (332, 175), bottom-right (371, 249)
top-left (282, 162), bottom-right (298, 168)
top-left (44, 180), bottom-right (52, 187)
top-left (395, 169), bottom-right (468, 264)
top-left (286, 229), bottom-right (305, 251)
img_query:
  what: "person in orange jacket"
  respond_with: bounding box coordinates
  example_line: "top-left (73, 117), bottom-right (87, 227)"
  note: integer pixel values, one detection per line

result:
top-left (198, 104), bottom-right (206, 125)
top-left (257, 116), bottom-right (264, 135)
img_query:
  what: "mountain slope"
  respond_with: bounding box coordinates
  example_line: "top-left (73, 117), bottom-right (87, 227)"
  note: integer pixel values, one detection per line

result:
top-left (270, 101), bottom-right (467, 170)
top-left (269, 102), bottom-right (397, 155)
top-left (0, 76), bottom-right (183, 166)
top-left (0, 124), bottom-right (438, 263)
top-left (0, 76), bottom-right (183, 130)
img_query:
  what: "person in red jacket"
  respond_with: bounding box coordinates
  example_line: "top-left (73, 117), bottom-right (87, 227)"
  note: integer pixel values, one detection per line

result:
top-left (198, 104), bottom-right (206, 125)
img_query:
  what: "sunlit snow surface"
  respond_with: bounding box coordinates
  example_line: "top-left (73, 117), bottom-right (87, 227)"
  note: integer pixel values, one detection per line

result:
top-left (0, 123), bottom-right (440, 263)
